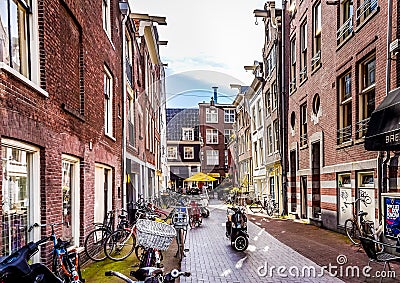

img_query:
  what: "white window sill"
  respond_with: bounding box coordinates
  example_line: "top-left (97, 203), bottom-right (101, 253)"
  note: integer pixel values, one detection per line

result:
top-left (0, 62), bottom-right (48, 97)
top-left (105, 133), bottom-right (116, 141)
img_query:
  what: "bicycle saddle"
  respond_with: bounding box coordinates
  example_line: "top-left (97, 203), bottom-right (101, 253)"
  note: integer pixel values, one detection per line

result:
top-left (358, 211), bottom-right (368, 217)
top-left (130, 267), bottom-right (163, 280)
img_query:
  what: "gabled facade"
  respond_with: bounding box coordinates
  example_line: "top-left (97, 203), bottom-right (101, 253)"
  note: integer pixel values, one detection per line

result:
top-left (166, 109), bottom-right (201, 189)
top-left (199, 89), bottom-right (235, 188)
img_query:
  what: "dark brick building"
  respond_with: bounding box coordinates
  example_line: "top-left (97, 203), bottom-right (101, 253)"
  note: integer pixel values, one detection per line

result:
top-left (0, 0), bottom-right (125, 261)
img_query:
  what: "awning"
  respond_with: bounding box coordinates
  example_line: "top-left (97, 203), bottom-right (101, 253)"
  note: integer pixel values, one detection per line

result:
top-left (365, 88), bottom-right (400, 151)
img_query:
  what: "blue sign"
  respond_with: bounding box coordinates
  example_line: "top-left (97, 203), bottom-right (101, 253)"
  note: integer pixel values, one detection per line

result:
top-left (384, 197), bottom-right (400, 238)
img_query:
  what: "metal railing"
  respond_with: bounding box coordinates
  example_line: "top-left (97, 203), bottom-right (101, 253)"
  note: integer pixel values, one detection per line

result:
top-left (337, 17), bottom-right (353, 42)
top-left (311, 50), bottom-right (321, 70)
top-left (299, 66), bottom-right (307, 82)
top-left (337, 125), bottom-right (352, 144)
top-left (356, 117), bottom-right (370, 138)
top-left (356, 0), bottom-right (378, 21)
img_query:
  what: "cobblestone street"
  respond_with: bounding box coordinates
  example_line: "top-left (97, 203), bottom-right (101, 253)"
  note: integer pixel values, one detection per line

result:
top-left (181, 200), bottom-right (343, 283)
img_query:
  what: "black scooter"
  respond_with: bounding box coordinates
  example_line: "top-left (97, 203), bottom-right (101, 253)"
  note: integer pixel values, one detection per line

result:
top-left (225, 206), bottom-right (249, 251)
top-left (0, 238), bottom-right (62, 283)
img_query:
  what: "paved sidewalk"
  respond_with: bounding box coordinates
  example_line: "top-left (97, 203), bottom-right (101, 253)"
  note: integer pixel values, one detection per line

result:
top-left (181, 200), bottom-right (343, 283)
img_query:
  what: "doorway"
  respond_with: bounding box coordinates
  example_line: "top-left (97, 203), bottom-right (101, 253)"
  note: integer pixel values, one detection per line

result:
top-left (300, 176), bottom-right (308, 219)
top-left (311, 142), bottom-right (321, 219)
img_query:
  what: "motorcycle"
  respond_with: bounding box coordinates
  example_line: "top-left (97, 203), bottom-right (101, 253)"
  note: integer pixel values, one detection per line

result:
top-left (0, 238), bottom-right (62, 283)
top-left (225, 206), bottom-right (249, 251)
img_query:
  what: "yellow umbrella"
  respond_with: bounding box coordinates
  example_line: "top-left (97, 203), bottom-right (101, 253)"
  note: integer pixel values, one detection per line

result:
top-left (184, 172), bottom-right (217, 182)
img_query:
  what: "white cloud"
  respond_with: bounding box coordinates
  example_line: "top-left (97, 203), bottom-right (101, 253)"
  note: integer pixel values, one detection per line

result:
top-left (130, 0), bottom-right (266, 106)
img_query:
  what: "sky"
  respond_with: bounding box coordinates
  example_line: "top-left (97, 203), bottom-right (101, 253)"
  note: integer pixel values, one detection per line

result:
top-left (130, 0), bottom-right (266, 108)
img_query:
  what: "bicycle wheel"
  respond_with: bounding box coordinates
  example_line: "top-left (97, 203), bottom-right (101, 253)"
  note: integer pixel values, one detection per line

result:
top-left (105, 229), bottom-right (136, 261)
top-left (249, 202), bottom-right (263, 213)
top-left (52, 253), bottom-right (70, 283)
top-left (344, 219), bottom-right (361, 245)
top-left (84, 228), bottom-right (111, 261)
top-left (266, 203), bottom-right (274, 216)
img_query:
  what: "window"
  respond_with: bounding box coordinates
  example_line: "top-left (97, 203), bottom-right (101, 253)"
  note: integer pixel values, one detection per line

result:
top-left (290, 38), bottom-right (296, 93)
top-left (267, 125), bottom-right (273, 154)
top-left (337, 0), bottom-right (353, 44)
top-left (266, 46), bottom-right (276, 77)
top-left (266, 90), bottom-right (271, 114)
top-left (312, 2), bottom-right (321, 70)
top-left (1, 140), bottom-right (40, 256)
top-left (254, 141), bottom-right (258, 167)
top-left (206, 150), bottom-right (219, 165)
top-left (182, 128), bottom-right (194, 141)
top-left (259, 139), bottom-right (264, 165)
top-left (272, 82), bottom-right (278, 110)
top-left (224, 150), bottom-right (229, 166)
top-left (224, 129), bottom-right (233, 144)
top-left (224, 109), bottom-right (235, 123)
top-left (270, 176), bottom-right (275, 200)
top-left (338, 72), bottom-right (352, 144)
top-left (128, 95), bottom-right (135, 146)
top-left (300, 103), bottom-right (307, 146)
top-left (104, 67), bottom-right (113, 137)
top-left (0, 0), bottom-right (32, 78)
top-left (184, 147), bottom-right (194, 159)
top-left (357, 0), bottom-right (378, 23)
top-left (357, 56), bottom-right (375, 138)
top-left (300, 21), bottom-right (307, 82)
top-left (252, 106), bottom-right (256, 131)
top-left (206, 129), bottom-right (218, 144)
top-left (102, 0), bottom-right (111, 36)
top-left (206, 108), bottom-right (218, 123)
top-left (167, 147), bottom-right (177, 159)
top-left (62, 155), bottom-right (80, 245)
top-left (274, 119), bottom-right (280, 152)
top-left (257, 100), bottom-right (262, 127)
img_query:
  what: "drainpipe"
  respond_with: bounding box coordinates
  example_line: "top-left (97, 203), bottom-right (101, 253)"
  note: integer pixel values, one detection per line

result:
top-left (120, 2), bottom-right (129, 210)
top-left (280, 0), bottom-right (288, 216)
top-left (385, 0), bottom-right (393, 95)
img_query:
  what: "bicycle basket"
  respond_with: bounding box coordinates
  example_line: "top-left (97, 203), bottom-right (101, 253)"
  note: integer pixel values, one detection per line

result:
top-left (172, 207), bottom-right (188, 227)
top-left (136, 219), bottom-right (176, 250)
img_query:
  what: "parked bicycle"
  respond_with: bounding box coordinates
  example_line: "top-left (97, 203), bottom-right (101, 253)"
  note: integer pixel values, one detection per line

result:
top-left (249, 195), bottom-right (278, 216)
top-left (29, 222), bottom-right (84, 283)
top-left (172, 206), bottom-right (189, 262)
top-left (84, 209), bottom-right (129, 261)
top-left (343, 196), bottom-right (383, 247)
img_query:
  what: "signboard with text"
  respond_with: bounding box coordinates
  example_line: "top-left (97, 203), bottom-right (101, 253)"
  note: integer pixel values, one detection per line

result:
top-left (384, 196), bottom-right (400, 238)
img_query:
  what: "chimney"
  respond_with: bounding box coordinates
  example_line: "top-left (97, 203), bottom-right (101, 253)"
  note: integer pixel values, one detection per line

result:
top-left (212, 87), bottom-right (218, 104)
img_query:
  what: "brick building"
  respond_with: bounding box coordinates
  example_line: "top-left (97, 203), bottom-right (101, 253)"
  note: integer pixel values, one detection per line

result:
top-left (0, 0), bottom-right (125, 260)
top-left (286, 0), bottom-right (399, 231)
top-left (198, 88), bottom-right (235, 188)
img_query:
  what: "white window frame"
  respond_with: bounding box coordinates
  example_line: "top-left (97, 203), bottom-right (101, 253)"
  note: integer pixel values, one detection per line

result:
top-left (184, 147), bottom-right (194, 159)
top-left (224, 109), bottom-right (235, 123)
top-left (102, 0), bottom-right (111, 36)
top-left (182, 128), bottom-right (194, 141)
top-left (61, 155), bottom-right (80, 246)
top-left (206, 108), bottom-right (218, 123)
top-left (1, 139), bottom-right (41, 259)
top-left (104, 67), bottom-right (113, 138)
top-left (167, 147), bottom-right (177, 159)
top-left (206, 150), bottom-right (219, 165)
top-left (224, 129), bottom-right (233, 144)
top-left (224, 150), bottom-right (229, 166)
top-left (206, 129), bottom-right (218, 144)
